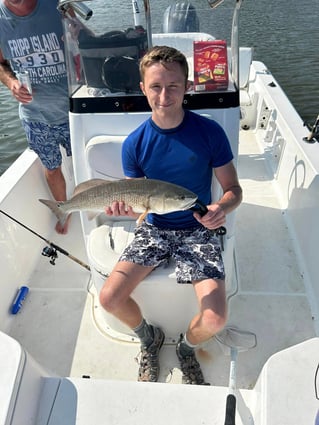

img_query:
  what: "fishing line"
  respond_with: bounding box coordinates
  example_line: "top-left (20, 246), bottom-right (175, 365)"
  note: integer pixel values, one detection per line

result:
top-left (0, 209), bottom-right (91, 272)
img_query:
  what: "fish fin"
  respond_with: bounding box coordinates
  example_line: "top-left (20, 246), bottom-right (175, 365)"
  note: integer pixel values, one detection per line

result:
top-left (72, 179), bottom-right (110, 197)
top-left (136, 209), bottom-right (149, 226)
top-left (39, 199), bottom-right (69, 227)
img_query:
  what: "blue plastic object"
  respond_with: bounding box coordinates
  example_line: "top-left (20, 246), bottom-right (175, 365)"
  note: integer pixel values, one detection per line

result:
top-left (11, 286), bottom-right (29, 314)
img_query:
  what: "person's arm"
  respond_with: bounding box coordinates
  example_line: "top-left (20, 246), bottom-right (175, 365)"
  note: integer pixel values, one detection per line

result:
top-left (0, 49), bottom-right (32, 104)
top-left (194, 161), bottom-right (242, 230)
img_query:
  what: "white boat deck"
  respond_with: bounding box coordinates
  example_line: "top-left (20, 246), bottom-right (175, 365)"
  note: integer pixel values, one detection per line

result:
top-left (1, 8), bottom-right (318, 421)
top-left (7, 127), bottom-right (316, 390)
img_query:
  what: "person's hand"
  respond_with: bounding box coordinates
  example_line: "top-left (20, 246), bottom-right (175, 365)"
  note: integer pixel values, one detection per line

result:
top-left (105, 201), bottom-right (136, 218)
top-left (193, 203), bottom-right (226, 230)
top-left (11, 80), bottom-right (32, 104)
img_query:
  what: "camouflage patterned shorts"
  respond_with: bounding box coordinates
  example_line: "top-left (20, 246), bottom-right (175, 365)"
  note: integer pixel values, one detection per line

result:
top-left (22, 120), bottom-right (71, 170)
top-left (119, 222), bottom-right (225, 284)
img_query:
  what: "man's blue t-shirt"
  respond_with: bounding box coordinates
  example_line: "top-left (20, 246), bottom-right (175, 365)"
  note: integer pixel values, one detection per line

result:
top-left (0, 0), bottom-right (69, 124)
top-left (122, 109), bottom-right (234, 229)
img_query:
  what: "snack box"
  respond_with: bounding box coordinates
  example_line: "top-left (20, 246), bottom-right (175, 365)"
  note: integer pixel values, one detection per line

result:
top-left (193, 40), bottom-right (228, 91)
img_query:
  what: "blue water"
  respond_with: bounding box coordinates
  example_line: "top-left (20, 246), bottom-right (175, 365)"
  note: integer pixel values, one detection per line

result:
top-left (0, 0), bottom-right (318, 174)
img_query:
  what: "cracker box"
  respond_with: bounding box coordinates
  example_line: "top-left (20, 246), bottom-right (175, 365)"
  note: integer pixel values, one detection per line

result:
top-left (193, 40), bottom-right (228, 91)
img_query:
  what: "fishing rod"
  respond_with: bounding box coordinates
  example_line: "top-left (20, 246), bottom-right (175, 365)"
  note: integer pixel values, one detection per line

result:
top-left (0, 209), bottom-right (91, 272)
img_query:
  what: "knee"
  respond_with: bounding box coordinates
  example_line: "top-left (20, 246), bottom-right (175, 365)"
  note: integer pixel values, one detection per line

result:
top-left (202, 308), bottom-right (227, 336)
top-left (99, 275), bottom-right (130, 314)
top-left (99, 283), bottom-right (117, 314)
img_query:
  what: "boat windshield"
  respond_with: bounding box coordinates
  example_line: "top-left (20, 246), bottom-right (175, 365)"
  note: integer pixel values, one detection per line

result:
top-left (59, 0), bottom-right (239, 110)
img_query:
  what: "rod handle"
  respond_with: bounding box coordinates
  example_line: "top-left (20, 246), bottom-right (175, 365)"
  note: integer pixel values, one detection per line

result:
top-left (224, 394), bottom-right (236, 425)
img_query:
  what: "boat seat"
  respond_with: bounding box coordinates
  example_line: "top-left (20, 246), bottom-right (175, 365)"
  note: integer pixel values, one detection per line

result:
top-left (85, 135), bottom-right (126, 180)
top-left (85, 135), bottom-right (237, 342)
top-left (87, 219), bottom-right (202, 342)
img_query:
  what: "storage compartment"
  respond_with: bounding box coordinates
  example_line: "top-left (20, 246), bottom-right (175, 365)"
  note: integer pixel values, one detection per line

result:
top-left (78, 28), bottom-right (148, 91)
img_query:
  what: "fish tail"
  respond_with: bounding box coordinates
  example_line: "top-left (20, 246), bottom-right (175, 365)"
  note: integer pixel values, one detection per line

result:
top-left (39, 199), bottom-right (69, 227)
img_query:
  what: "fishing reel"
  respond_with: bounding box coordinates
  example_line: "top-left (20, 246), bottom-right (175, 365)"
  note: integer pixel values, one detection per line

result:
top-left (42, 245), bottom-right (58, 265)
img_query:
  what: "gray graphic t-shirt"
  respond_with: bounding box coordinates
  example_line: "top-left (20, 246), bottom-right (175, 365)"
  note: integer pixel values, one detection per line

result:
top-left (0, 0), bottom-right (69, 124)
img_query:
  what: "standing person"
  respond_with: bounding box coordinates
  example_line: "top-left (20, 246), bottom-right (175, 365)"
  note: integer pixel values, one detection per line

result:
top-left (100, 45), bottom-right (242, 384)
top-left (0, 0), bottom-right (71, 234)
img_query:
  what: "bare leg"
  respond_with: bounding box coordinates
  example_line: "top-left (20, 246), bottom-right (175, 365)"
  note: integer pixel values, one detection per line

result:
top-left (99, 261), bottom-right (154, 329)
top-left (44, 166), bottom-right (71, 234)
top-left (174, 278), bottom-right (227, 385)
top-left (100, 261), bottom-right (165, 383)
top-left (186, 278), bottom-right (227, 345)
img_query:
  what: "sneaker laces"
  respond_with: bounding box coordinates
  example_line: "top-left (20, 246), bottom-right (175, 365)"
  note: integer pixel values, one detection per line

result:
top-left (137, 348), bottom-right (159, 381)
top-left (136, 327), bottom-right (164, 382)
top-left (178, 352), bottom-right (208, 385)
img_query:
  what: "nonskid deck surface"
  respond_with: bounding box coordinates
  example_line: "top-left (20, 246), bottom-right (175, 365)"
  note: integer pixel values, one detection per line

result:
top-left (8, 129), bottom-right (316, 387)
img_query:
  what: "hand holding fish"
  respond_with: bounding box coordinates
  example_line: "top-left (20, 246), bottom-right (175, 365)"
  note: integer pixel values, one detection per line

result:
top-left (105, 201), bottom-right (139, 219)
